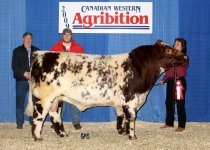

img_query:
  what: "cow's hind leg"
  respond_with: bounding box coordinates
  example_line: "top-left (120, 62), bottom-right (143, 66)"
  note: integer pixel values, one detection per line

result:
top-left (49, 101), bottom-right (68, 137)
top-left (122, 105), bottom-right (137, 140)
top-left (32, 97), bottom-right (50, 141)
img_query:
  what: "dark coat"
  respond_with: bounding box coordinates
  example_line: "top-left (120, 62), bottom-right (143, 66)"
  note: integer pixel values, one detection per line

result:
top-left (12, 44), bottom-right (39, 81)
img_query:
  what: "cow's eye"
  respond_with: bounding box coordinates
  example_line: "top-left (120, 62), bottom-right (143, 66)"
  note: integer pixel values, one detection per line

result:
top-left (166, 49), bottom-right (172, 54)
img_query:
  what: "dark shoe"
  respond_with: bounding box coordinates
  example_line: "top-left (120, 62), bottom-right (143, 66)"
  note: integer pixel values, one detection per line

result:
top-left (160, 125), bottom-right (173, 129)
top-left (51, 125), bottom-right (54, 128)
top-left (175, 127), bottom-right (185, 132)
top-left (73, 124), bottom-right (82, 130)
top-left (17, 125), bottom-right (23, 129)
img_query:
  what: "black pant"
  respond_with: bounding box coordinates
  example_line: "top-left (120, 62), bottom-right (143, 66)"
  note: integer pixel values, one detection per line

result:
top-left (165, 77), bottom-right (187, 128)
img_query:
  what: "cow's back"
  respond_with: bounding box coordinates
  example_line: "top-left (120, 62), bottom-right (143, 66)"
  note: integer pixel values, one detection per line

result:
top-left (31, 51), bottom-right (129, 106)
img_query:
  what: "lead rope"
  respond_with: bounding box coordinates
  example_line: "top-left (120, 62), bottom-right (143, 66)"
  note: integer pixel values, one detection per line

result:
top-left (172, 64), bottom-right (176, 113)
top-left (173, 66), bottom-right (177, 94)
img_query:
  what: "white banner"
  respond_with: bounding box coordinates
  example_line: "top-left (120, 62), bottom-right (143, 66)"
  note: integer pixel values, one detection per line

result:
top-left (59, 2), bottom-right (152, 34)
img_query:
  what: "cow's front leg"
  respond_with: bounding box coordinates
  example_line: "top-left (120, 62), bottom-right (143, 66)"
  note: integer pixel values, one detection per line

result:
top-left (116, 109), bottom-right (126, 134)
top-left (49, 101), bottom-right (68, 137)
top-left (128, 120), bottom-right (136, 140)
top-left (116, 115), bottom-right (125, 134)
top-left (122, 105), bottom-right (137, 140)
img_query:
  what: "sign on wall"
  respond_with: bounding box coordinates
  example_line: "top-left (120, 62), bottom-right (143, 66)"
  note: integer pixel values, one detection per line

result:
top-left (59, 2), bottom-right (152, 34)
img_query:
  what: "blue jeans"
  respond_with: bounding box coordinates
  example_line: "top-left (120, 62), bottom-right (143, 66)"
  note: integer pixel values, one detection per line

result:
top-left (16, 81), bottom-right (29, 125)
top-left (62, 102), bottom-right (80, 125)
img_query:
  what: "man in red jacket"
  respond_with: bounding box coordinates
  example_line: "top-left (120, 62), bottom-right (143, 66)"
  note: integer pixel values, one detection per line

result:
top-left (51, 28), bottom-right (84, 53)
top-left (50, 28), bottom-right (84, 130)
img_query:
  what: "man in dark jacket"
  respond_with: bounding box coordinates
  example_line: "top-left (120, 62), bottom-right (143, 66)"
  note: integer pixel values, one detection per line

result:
top-left (12, 32), bottom-right (39, 129)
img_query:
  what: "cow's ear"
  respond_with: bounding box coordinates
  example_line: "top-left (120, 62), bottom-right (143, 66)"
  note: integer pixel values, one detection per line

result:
top-left (155, 40), bottom-right (163, 46)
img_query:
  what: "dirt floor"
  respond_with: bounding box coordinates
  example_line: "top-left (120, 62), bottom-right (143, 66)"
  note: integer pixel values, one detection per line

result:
top-left (0, 121), bottom-right (210, 150)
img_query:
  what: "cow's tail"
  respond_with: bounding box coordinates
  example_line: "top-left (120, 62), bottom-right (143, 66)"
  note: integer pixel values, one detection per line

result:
top-left (25, 80), bottom-right (34, 116)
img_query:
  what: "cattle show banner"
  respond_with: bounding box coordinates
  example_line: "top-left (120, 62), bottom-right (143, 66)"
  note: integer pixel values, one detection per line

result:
top-left (59, 2), bottom-right (153, 34)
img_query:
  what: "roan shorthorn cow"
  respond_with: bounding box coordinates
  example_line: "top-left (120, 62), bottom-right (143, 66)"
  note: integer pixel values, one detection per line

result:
top-left (25, 40), bottom-right (187, 141)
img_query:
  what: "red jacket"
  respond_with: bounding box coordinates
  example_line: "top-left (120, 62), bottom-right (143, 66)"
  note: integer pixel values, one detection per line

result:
top-left (50, 39), bottom-right (84, 53)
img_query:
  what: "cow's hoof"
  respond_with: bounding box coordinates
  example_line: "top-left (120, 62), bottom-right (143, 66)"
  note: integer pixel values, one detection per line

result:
top-left (59, 132), bottom-right (68, 137)
top-left (59, 134), bottom-right (65, 137)
top-left (34, 137), bottom-right (43, 141)
top-left (118, 128), bottom-right (125, 134)
top-left (129, 135), bottom-right (137, 140)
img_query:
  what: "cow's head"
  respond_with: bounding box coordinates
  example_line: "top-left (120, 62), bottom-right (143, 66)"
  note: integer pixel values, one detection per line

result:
top-left (155, 40), bottom-right (188, 69)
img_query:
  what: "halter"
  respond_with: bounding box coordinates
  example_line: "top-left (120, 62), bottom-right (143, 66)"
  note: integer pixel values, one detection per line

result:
top-left (154, 57), bottom-right (176, 87)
